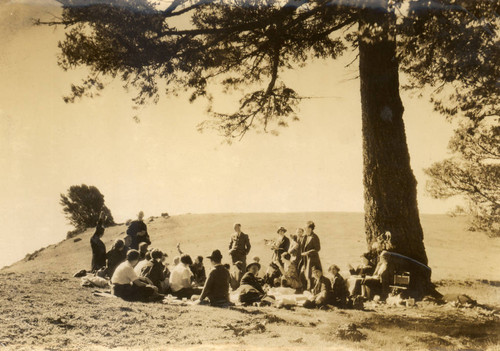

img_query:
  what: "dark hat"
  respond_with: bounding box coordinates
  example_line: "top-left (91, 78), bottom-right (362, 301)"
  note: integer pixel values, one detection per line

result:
top-left (207, 249), bottom-right (223, 261)
top-left (277, 226), bottom-right (287, 234)
top-left (246, 261), bottom-right (261, 272)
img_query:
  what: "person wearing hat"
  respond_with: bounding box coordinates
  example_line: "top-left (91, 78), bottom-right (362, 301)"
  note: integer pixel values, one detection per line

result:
top-left (196, 250), bottom-right (231, 306)
top-left (228, 223), bottom-right (251, 268)
top-left (271, 226), bottom-right (290, 266)
top-left (239, 261), bottom-right (266, 305)
top-left (303, 266), bottom-right (332, 309)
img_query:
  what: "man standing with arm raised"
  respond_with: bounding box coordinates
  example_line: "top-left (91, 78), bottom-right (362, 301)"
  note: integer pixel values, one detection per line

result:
top-left (228, 223), bottom-right (251, 268)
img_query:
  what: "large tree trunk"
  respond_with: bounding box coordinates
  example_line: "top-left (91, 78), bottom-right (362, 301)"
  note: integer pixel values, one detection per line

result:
top-left (358, 9), bottom-right (428, 267)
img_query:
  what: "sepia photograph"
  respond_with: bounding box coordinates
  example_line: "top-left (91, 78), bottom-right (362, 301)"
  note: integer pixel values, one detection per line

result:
top-left (0, 0), bottom-right (499, 350)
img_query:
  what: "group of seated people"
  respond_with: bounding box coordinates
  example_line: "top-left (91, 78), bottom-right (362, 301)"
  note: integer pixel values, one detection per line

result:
top-left (90, 213), bottom-right (397, 308)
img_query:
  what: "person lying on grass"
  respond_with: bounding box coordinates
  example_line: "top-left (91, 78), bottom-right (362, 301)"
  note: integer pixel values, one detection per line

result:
top-left (111, 249), bottom-right (160, 302)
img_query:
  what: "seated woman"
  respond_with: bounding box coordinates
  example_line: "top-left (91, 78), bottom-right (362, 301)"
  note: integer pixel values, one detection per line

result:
top-left (303, 266), bottom-right (332, 309)
top-left (262, 262), bottom-right (282, 287)
top-left (111, 250), bottom-right (159, 302)
top-left (276, 253), bottom-right (302, 291)
top-left (328, 265), bottom-right (348, 307)
top-left (239, 262), bottom-right (266, 305)
top-left (106, 239), bottom-right (126, 277)
top-left (361, 251), bottom-right (392, 300)
top-left (169, 254), bottom-right (201, 299)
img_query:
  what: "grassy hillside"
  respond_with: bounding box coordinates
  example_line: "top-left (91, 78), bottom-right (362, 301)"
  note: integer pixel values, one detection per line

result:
top-left (1, 212), bottom-right (499, 351)
top-left (5, 212), bottom-right (500, 282)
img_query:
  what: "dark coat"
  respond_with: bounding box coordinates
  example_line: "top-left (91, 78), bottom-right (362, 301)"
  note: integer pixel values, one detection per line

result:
top-left (311, 275), bottom-right (332, 306)
top-left (190, 262), bottom-right (207, 286)
top-left (229, 232), bottom-right (251, 263)
top-left (106, 247), bottom-right (126, 276)
top-left (141, 260), bottom-right (165, 290)
top-left (90, 235), bottom-right (106, 272)
top-left (240, 272), bottom-right (265, 294)
top-left (272, 235), bottom-right (290, 265)
top-left (126, 220), bottom-right (150, 250)
top-left (302, 232), bottom-right (322, 289)
top-left (330, 273), bottom-right (348, 305)
top-left (200, 264), bottom-right (230, 304)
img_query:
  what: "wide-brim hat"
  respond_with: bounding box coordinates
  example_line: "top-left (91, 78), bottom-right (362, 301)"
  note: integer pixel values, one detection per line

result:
top-left (246, 262), bottom-right (261, 272)
top-left (207, 249), bottom-right (223, 261)
top-left (277, 226), bottom-right (287, 234)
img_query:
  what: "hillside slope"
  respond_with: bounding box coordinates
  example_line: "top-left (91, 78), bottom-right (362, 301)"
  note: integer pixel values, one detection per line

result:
top-left (4, 212), bottom-right (500, 282)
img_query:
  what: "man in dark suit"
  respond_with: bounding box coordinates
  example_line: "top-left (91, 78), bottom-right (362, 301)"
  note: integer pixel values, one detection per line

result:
top-left (228, 223), bottom-right (251, 268)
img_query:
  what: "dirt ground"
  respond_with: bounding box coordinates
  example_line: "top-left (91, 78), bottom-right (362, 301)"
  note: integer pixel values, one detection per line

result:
top-left (1, 213), bottom-right (499, 350)
top-left (0, 270), bottom-right (498, 351)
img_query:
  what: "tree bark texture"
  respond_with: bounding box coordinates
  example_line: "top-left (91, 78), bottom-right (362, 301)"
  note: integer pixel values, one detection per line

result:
top-left (358, 10), bottom-right (429, 266)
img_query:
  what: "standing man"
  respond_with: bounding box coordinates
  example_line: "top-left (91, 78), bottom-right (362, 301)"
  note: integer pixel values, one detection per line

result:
top-left (228, 223), bottom-right (251, 268)
top-left (126, 211), bottom-right (151, 250)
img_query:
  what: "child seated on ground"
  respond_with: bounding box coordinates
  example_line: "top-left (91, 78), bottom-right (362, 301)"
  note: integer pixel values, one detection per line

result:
top-left (111, 250), bottom-right (160, 302)
top-left (303, 266), bottom-right (332, 309)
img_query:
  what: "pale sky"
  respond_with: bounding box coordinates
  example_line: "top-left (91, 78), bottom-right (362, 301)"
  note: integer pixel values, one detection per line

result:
top-left (0, 1), bottom-right (459, 268)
